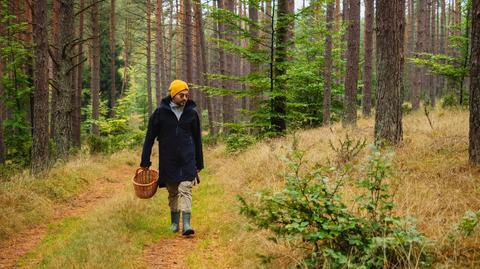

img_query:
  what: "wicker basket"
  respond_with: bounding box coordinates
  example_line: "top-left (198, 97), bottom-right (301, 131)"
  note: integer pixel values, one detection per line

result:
top-left (132, 168), bottom-right (159, 199)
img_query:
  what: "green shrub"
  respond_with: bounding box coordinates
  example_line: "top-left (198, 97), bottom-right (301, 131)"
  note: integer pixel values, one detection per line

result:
top-left (239, 143), bottom-right (431, 268)
top-left (441, 93), bottom-right (460, 109)
top-left (225, 133), bottom-right (256, 153)
top-left (86, 135), bottom-right (110, 154)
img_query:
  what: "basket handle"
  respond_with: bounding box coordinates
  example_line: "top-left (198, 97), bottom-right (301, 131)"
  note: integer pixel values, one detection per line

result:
top-left (136, 167), bottom-right (148, 176)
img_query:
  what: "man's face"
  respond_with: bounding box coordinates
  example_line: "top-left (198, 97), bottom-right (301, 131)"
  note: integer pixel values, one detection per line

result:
top-left (172, 89), bottom-right (189, 106)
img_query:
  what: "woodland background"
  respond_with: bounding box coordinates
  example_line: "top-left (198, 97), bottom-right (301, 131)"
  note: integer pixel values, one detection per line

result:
top-left (0, 0), bottom-right (480, 268)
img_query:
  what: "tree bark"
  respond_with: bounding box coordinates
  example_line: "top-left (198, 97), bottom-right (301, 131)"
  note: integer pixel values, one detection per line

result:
top-left (375, 0), bottom-right (405, 144)
top-left (176, 0), bottom-right (184, 78)
top-left (31, 0), bottom-right (50, 173)
top-left (72, 0), bottom-right (84, 147)
top-left (53, 0), bottom-right (75, 159)
top-left (193, 0), bottom-right (206, 117)
top-left (155, 0), bottom-right (167, 105)
top-left (120, 16), bottom-right (130, 98)
top-left (469, 0), bottom-right (480, 164)
top-left (413, 0), bottom-right (427, 110)
top-left (430, 0), bottom-right (437, 107)
top-left (271, 0), bottom-right (293, 134)
top-left (183, 0), bottom-right (193, 84)
top-left (249, 0), bottom-right (261, 114)
top-left (50, 0), bottom-right (61, 139)
top-left (343, 0), bottom-right (360, 127)
top-left (109, 0), bottom-right (116, 117)
top-left (363, 0), bottom-right (374, 117)
top-left (146, 0), bottom-right (153, 115)
top-left (323, 1), bottom-right (334, 125)
top-left (90, 0), bottom-right (100, 136)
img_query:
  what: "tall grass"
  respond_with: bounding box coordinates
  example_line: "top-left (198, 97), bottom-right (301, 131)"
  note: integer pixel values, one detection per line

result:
top-left (0, 149), bottom-right (138, 242)
top-left (191, 108), bottom-right (479, 268)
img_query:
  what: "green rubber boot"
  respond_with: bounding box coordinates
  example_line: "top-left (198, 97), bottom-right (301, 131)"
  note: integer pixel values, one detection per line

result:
top-left (170, 211), bottom-right (180, 233)
top-left (182, 211), bottom-right (195, 236)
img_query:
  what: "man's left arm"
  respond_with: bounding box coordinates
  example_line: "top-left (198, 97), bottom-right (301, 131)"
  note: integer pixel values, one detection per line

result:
top-left (193, 111), bottom-right (204, 171)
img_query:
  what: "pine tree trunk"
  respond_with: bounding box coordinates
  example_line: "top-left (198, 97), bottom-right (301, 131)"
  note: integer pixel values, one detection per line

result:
top-left (375, 0), bottom-right (405, 144)
top-left (146, 0), bottom-right (153, 115)
top-left (184, 0), bottom-right (193, 83)
top-left (168, 0), bottom-right (174, 81)
top-left (109, 0), bottom-right (116, 117)
top-left (90, 0), bottom-right (101, 136)
top-left (343, 0), bottom-right (360, 127)
top-left (31, 0), bottom-right (50, 173)
top-left (413, 0), bottom-right (426, 110)
top-left (120, 16), bottom-right (130, 98)
top-left (193, 0), bottom-right (206, 117)
top-left (50, 0), bottom-right (61, 139)
top-left (271, 0), bottom-right (293, 134)
top-left (224, 0), bottom-right (235, 131)
top-left (155, 0), bottom-right (167, 104)
top-left (430, 0), bottom-right (437, 107)
top-left (249, 0), bottom-right (261, 114)
top-left (53, 0), bottom-right (75, 158)
top-left (362, 0), bottom-right (374, 117)
top-left (469, 0), bottom-right (480, 164)
top-left (176, 0), bottom-right (184, 78)
top-left (323, 1), bottom-right (334, 125)
top-left (72, 0), bottom-right (84, 148)
top-left (0, 20), bottom-right (5, 164)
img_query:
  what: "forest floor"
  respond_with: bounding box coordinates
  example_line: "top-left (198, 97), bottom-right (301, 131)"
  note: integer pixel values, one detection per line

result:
top-left (0, 108), bottom-right (479, 268)
top-left (0, 164), bottom-right (128, 268)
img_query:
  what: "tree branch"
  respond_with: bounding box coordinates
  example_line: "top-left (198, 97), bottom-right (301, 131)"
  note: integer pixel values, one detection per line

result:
top-left (74, 0), bottom-right (106, 17)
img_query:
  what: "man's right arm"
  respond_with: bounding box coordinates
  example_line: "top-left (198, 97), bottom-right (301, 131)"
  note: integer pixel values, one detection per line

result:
top-left (140, 110), bottom-right (160, 168)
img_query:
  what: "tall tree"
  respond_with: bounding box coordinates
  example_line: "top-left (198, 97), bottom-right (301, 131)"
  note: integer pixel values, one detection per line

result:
top-left (323, 1), bottom-right (334, 125)
top-left (109, 0), bottom-right (116, 117)
top-left (193, 0), bottom-right (206, 117)
top-left (90, 0), bottom-right (101, 135)
top-left (343, 0), bottom-right (360, 126)
top-left (218, 0), bottom-right (235, 134)
top-left (469, 0), bottom-right (480, 164)
top-left (413, 0), bottom-right (427, 110)
top-left (155, 0), bottom-right (167, 103)
top-left (271, 0), bottom-right (294, 134)
top-left (375, 0), bottom-right (405, 144)
top-left (363, 0), bottom-right (374, 117)
top-left (0, 19), bottom-right (5, 164)
top-left (248, 0), bottom-right (261, 114)
top-left (53, 0), bottom-right (75, 158)
top-left (72, 0), bottom-right (85, 147)
top-left (50, 0), bottom-right (61, 138)
top-left (430, 0), bottom-right (437, 106)
top-left (146, 0), bottom-right (153, 115)
top-left (183, 0), bottom-right (193, 83)
top-left (31, 0), bottom-right (50, 173)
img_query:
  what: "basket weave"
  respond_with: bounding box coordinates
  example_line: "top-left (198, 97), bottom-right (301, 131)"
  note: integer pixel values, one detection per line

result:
top-left (132, 168), bottom-right (159, 199)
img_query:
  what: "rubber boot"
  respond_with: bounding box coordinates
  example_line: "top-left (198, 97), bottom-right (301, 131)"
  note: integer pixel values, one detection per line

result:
top-left (182, 211), bottom-right (195, 236)
top-left (170, 211), bottom-right (180, 233)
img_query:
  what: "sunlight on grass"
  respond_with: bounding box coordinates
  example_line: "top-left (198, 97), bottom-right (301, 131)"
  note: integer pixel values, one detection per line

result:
top-left (18, 193), bottom-right (171, 269)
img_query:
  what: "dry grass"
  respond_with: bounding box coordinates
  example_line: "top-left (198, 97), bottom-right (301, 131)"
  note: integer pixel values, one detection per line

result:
top-left (0, 149), bottom-right (139, 242)
top-left (196, 108), bottom-right (480, 268)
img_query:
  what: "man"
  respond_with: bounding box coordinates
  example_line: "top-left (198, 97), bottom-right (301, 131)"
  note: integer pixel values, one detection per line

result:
top-left (140, 79), bottom-right (204, 236)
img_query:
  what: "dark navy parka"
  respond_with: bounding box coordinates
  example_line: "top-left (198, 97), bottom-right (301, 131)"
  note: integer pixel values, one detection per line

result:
top-left (140, 96), bottom-right (204, 187)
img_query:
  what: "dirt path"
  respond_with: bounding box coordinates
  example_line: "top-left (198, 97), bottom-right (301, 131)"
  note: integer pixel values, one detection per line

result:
top-left (143, 235), bottom-right (197, 269)
top-left (0, 169), bottom-right (128, 268)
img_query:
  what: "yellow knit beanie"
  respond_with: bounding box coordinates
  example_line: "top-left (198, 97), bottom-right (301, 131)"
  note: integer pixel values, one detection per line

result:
top-left (169, 79), bottom-right (189, 98)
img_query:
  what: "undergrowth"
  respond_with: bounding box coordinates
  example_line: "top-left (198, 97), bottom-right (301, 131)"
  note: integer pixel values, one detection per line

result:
top-left (239, 138), bottom-right (432, 268)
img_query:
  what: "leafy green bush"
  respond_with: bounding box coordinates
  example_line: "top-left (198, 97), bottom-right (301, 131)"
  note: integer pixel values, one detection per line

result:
top-left (86, 135), bottom-right (110, 154)
top-left (441, 93), bottom-right (460, 109)
top-left (239, 143), bottom-right (431, 268)
top-left (225, 133), bottom-right (256, 153)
